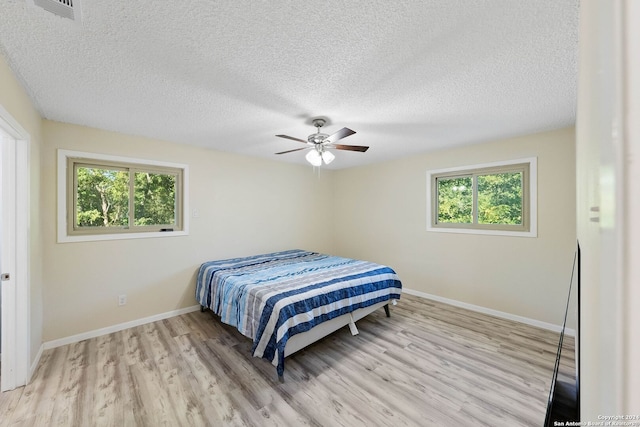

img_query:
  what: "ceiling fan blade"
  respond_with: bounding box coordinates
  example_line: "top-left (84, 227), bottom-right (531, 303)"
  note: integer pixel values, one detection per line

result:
top-left (276, 134), bottom-right (308, 144)
top-left (332, 144), bottom-right (369, 152)
top-left (275, 147), bottom-right (310, 155)
top-left (324, 127), bottom-right (356, 144)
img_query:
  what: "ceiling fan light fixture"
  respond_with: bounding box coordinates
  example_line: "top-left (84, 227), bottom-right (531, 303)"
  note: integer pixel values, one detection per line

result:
top-left (321, 150), bottom-right (335, 165)
top-left (306, 150), bottom-right (322, 167)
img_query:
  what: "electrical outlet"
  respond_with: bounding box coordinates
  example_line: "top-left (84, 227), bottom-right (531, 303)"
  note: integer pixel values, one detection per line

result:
top-left (118, 294), bottom-right (127, 306)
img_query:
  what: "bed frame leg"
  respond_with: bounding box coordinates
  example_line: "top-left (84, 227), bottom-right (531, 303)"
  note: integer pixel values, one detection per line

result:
top-left (384, 304), bottom-right (390, 318)
top-left (278, 375), bottom-right (284, 383)
top-left (200, 305), bottom-right (206, 313)
top-left (348, 313), bottom-right (359, 335)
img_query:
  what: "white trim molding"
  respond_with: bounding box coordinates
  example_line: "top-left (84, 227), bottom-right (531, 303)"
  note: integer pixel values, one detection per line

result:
top-left (43, 305), bottom-right (201, 350)
top-left (29, 344), bottom-right (44, 383)
top-left (402, 288), bottom-right (574, 336)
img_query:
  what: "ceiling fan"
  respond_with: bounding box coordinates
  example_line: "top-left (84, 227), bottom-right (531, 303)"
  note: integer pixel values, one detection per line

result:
top-left (275, 118), bottom-right (369, 166)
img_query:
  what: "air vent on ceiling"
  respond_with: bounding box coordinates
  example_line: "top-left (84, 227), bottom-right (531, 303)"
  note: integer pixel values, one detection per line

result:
top-left (26, 0), bottom-right (82, 22)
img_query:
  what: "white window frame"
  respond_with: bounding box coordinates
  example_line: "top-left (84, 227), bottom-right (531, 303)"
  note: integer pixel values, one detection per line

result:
top-left (426, 157), bottom-right (537, 237)
top-left (58, 149), bottom-right (189, 243)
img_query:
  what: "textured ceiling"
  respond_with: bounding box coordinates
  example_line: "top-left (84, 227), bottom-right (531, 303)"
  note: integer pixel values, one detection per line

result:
top-left (0, 0), bottom-right (579, 169)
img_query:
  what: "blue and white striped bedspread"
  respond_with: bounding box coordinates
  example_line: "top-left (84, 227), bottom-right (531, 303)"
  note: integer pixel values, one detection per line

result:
top-left (196, 249), bottom-right (402, 375)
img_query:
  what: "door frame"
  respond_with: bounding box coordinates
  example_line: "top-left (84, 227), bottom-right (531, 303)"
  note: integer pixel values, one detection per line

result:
top-left (0, 103), bottom-right (30, 392)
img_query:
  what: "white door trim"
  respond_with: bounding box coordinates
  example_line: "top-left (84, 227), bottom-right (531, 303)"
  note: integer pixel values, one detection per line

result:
top-left (622, 0), bottom-right (640, 411)
top-left (0, 103), bottom-right (30, 392)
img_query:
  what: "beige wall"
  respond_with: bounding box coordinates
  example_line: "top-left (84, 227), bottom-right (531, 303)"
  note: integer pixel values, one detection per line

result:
top-left (41, 120), bottom-right (335, 341)
top-left (0, 53), bottom-right (44, 366)
top-left (2, 50), bottom-right (578, 346)
top-left (333, 127), bottom-right (576, 326)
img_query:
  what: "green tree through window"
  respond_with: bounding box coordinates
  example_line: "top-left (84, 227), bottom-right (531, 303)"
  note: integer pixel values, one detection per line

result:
top-left (76, 166), bottom-right (129, 227)
top-left (134, 172), bottom-right (177, 226)
top-left (70, 159), bottom-right (182, 234)
top-left (437, 176), bottom-right (473, 224)
top-left (477, 172), bottom-right (522, 225)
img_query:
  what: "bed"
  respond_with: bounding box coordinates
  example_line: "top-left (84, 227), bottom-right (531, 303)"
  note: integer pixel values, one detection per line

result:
top-left (195, 249), bottom-right (402, 377)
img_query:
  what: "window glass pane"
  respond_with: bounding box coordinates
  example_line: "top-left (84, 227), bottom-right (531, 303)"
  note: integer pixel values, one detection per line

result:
top-left (134, 171), bottom-right (177, 226)
top-left (437, 176), bottom-right (473, 223)
top-left (477, 172), bottom-right (523, 225)
top-left (75, 166), bottom-right (129, 227)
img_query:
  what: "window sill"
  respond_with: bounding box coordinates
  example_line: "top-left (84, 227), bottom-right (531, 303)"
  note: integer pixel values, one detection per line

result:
top-left (426, 226), bottom-right (536, 238)
top-left (58, 229), bottom-right (189, 244)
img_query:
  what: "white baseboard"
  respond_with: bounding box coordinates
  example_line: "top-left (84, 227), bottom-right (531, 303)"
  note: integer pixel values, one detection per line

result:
top-left (38, 291), bottom-right (573, 355)
top-left (29, 344), bottom-right (44, 383)
top-left (43, 305), bottom-right (201, 350)
top-left (402, 288), bottom-right (576, 337)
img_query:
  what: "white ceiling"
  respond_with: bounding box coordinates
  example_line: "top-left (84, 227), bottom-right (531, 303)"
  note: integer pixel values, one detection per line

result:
top-left (0, 0), bottom-right (579, 169)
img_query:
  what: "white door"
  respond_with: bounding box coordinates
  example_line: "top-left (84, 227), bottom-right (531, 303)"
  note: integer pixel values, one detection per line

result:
top-left (0, 107), bottom-right (29, 392)
top-left (0, 126), bottom-right (18, 391)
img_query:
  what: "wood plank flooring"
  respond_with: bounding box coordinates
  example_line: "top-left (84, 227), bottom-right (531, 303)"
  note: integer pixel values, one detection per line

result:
top-left (0, 294), bottom-right (574, 426)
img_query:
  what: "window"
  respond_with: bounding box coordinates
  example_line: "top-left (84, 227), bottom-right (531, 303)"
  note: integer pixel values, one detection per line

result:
top-left (427, 158), bottom-right (537, 237)
top-left (58, 150), bottom-right (189, 242)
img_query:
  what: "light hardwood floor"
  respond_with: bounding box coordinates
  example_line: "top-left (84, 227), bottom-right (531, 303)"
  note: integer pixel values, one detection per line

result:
top-left (0, 294), bottom-right (574, 426)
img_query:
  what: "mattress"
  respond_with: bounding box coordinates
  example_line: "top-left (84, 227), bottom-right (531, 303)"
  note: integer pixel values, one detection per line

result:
top-left (196, 249), bottom-right (402, 375)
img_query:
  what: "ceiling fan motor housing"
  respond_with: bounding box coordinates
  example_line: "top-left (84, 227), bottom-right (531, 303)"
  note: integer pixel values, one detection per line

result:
top-left (308, 118), bottom-right (328, 144)
top-left (308, 133), bottom-right (329, 144)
